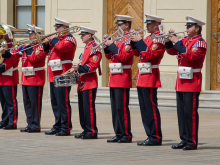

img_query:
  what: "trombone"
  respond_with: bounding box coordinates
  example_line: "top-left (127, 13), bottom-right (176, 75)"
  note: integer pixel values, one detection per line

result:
top-left (90, 26), bottom-right (124, 54)
top-left (9, 26), bottom-right (81, 54)
top-left (39, 25), bottom-right (81, 43)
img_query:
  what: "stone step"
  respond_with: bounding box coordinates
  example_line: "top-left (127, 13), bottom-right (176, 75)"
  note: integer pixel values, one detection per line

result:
top-left (71, 87), bottom-right (220, 111)
top-left (74, 92), bottom-right (220, 106)
top-left (75, 88), bottom-right (177, 96)
top-left (95, 87), bottom-right (220, 98)
top-left (70, 99), bottom-right (220, 111)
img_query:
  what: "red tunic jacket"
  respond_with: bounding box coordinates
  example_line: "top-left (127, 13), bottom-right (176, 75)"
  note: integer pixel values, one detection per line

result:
top-left (44, 34), bottom-right (77, 82)
top-left (21, 44), bottom-right (47, 86)
top-left (0, 40), bottom-right (20, 85)
top-left (131, 31), bottom-right (165, 87)
top-left (165, 34), bottom-right (207, 92)
top-left (104, 32), bottom-right (134, 88)
top-left (78, 41), bottom-right (102, 91)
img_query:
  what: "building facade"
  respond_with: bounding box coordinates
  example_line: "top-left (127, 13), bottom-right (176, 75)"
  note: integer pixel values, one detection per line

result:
top-left (0, 0), bottom-right (214, 102)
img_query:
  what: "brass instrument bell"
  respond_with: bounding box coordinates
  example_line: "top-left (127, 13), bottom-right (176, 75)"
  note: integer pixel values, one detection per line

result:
top-left (0, 22), bottom-right (12, 64)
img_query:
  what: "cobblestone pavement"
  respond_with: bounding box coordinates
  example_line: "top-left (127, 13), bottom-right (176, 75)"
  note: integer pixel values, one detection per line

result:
top-left (0, 104), bottom-right (220, 165)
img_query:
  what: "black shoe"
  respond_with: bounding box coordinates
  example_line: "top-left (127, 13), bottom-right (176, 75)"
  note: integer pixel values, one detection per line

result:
top-left (3, 125), bottom-right (17, 130)
top-left (81, 134), bottom-right (97, 139)
top-left (20, 127), bottom-right (30, 132)
top-left (55, 131), bottom-right (70, 136)
top-left (75, 132), bottom-right (85, 138)
top-left (137, 138), bottom-right (149, 146)
top-left (142, 140), bottom-right (161, 146)
top-left (118, 137), bottom-right (132, 143)
top-left (45, 128), bottom-right (60, 135)
top-left (107, 136), bottom-right (121, 142)
top-left (182, 145), bottom-right (197, 150)
top-left (171, 142), bottom-right (187, 149)
top-left (0, 124), bottom-right (6, 129)
top-left (27, 128), bottom-right (40, 133)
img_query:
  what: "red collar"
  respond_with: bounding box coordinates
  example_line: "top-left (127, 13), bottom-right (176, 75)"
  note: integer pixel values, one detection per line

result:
top-left (124, 32), bottom-right (130, 35)
top-left (153, 31), bottom-right (160, 36)
top-left (188, 34), bottom-right (202, 41)
top-left (85, 40), bottom-right (95, 49)
top-left (7, 39), bottom-right (13, 43)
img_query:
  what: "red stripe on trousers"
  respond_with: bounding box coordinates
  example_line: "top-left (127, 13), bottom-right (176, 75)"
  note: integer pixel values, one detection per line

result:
top-left (150, 88), bottom-right (160, 143)
top-left (192, 92), bottom-right (197, 147)
top-left (37, 86), bottom-right (41, 131)
top-left (89, 90), bottom-right (95, 136)
top-left (123, 89), bottom-right (130, 139)
top-left (12, 86), bottom-right (17, 128)
top-left (65, 87), bottom-right (71, 133)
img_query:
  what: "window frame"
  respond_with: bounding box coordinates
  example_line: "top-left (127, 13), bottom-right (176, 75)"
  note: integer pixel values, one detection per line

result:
top-left (14, 0), bottom-right (45, 34)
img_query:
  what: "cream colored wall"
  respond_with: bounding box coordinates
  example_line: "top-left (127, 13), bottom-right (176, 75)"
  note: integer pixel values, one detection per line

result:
top-left (0, 0), bottom-right (1, 22)
top-left (0, 0), bottom-right (212, 92)
top-left (45, 0), bottom-right (107, 88)
top-left (0, 0), bottom-right (13, 25)
top-left (0, 0), bottom-right (107, 103)
top-left (144, 0), bottom-right (211, 90)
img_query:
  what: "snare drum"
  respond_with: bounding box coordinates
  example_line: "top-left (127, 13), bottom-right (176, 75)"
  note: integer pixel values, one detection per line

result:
top-left (54, 73), bottom-right (79, 87)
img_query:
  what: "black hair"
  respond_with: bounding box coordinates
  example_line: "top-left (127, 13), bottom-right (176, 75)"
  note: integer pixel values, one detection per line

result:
top-left (125, 21), bottom-right (132, 30)
top-left (91, 34), bottom-right (95, 40)
top-left (195, 24), bottom-right (202, 35)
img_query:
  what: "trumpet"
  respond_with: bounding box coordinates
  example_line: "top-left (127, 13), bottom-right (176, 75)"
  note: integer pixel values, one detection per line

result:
top-left (113, 29), bottom-right (146, 43)
top-left (90, 26), bottom-right (124, 54)
top-left (152, 31), bottom-right (187, 39)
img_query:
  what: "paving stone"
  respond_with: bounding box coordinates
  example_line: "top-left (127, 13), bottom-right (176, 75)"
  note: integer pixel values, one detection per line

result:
top-left (0, 104), bottom-right (220, 164)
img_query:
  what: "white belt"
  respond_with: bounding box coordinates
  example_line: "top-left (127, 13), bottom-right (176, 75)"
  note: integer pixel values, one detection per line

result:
top-left (152, 65), bottom-right (159, 69)
top-left (13, 67), bottom-right (18, 71)
top-left (122, 65), bottom-right (131, 69)
top-left (22, 67), bottom-right (44, 71)
top-left (61, 60), bottom-right (72, 64)
top-left (80, 70), bottom-right (96, 76)
top-left (193, 69), bottom-right (201, 73)
top-left (48, 60), bottom-right (72, 66)
top-left (34, 67), bottom-right (45, 71)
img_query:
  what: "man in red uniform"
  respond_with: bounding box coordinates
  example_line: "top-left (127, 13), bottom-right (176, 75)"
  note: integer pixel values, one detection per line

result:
top-left (103, 15), bottom-right (134, 143)
top-left (70, 26), bottom-right (102, 139)
top-left (0, 25), bottom-right (19, 130)
top-left (130, 14), bottom-right (165, 146)
top-left (165, 16), bottom-right (207, 150)
top-left (43, 18), bottom-right (77, 136)
top-left (18, 24), bottom-right (46, 133)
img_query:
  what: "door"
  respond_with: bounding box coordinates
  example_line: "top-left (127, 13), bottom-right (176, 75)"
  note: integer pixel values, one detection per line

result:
top-left (107, 0), bottom-right (144, 87)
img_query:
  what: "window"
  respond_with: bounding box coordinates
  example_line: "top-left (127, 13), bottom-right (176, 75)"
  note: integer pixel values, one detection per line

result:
top-left (14, 0), bottom-right (45, 31)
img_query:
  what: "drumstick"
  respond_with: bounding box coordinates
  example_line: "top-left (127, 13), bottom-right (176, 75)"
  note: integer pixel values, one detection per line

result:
top-left (62, 68), bottom-right (72, 75)
top-left (62, 63), bottom-right (79, 75)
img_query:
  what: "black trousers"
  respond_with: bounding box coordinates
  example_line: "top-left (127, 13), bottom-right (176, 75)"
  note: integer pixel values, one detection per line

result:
top-left (176, 91), bottom-right (199, 147)
top-left (110, 87), bottom-right (132, 139)
top-left (78, 88), bottom-right (98, 136)
top-left (50, 82), bottom-right (72, 133)
top-left (0, 85), bottom-right (18, 127)
top-left (137, 87), bottom-right (162, 143)
top-left (22, 85), bottom-right (43, 131)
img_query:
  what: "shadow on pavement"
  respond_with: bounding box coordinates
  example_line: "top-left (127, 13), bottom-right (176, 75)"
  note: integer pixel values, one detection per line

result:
top-left (199, 146), bottom-right (220, 150)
